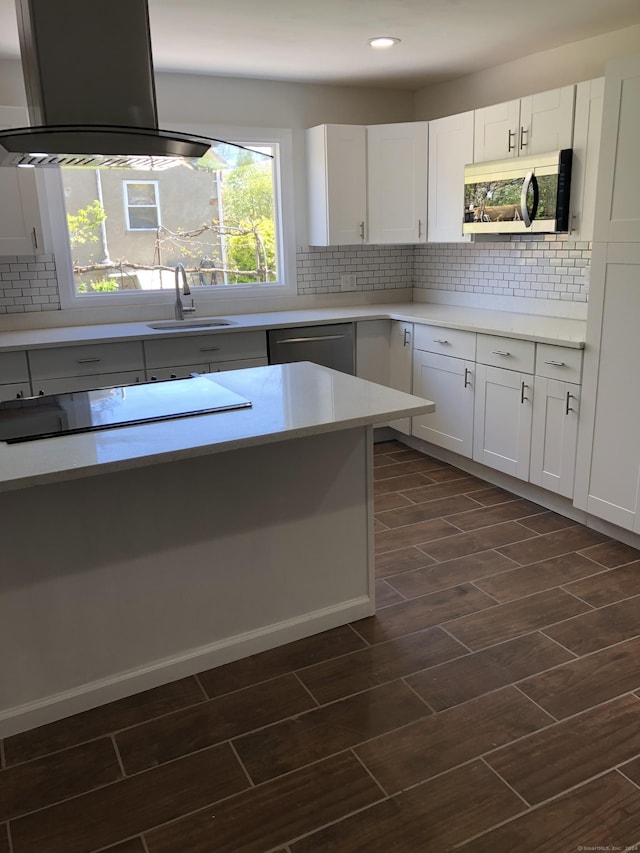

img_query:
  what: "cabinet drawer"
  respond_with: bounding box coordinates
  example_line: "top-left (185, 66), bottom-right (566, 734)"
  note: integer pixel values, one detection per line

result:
top-left (33, 371), bottom-right (144, 396)
top-left (0, 381), bottom-right (30, 402)
top-left (29, 341), bottom-right (144, 380)
top-left (535, 344), bottom-right (583, 383)
top-left (413, 324), bottom-right (476, 360)
top-left (0, 350), bottom-right (29, 384)
top-left (476, 335), bottom-right (535, 373)
top-left (144, 331), bottom-right (267, 369)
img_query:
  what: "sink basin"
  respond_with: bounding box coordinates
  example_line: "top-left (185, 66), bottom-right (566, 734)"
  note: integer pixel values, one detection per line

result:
top-left (148, 318), bottom-right (234, 330)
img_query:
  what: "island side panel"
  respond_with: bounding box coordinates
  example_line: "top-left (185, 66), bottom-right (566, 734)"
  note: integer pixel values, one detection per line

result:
top-left (0, 427), bottom-right (373, 737)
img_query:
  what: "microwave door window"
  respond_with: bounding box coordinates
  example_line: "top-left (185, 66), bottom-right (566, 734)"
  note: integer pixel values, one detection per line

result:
top-left (465, 177), bottom-right (525, 224)
top-left (533, 174), bottom-right (558, 221)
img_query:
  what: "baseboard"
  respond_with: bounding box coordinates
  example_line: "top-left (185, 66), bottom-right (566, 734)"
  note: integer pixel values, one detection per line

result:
top-left (0, 596), bottom-right (371, 739)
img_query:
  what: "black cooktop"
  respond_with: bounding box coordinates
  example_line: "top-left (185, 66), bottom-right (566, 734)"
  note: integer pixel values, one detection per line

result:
top-left (0, 375), bottom-right (252, 444)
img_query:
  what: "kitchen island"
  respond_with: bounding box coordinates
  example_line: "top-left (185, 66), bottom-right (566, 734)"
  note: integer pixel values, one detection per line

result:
top-left (0, 362), bottom-right (434, 737)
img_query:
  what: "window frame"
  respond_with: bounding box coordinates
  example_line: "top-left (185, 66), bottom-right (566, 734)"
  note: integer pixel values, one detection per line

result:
top-left (122, 179), bottom-right (161, 231)
top-left (45, 125), bottom-right (296, 310)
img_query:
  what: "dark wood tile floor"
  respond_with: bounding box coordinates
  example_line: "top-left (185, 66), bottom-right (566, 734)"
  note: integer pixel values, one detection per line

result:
top-left (3, 440), bottom-right (640, 852)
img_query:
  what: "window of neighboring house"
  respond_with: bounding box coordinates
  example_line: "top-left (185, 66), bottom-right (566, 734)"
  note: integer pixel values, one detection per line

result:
top-left (123, 180), bottom-right (160, 231)
top-left (47, 129), bottom-right (295, 305)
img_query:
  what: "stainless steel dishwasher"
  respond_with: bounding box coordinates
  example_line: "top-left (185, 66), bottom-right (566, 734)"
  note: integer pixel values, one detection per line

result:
top-left (267, 323), bottom-right (355, 374)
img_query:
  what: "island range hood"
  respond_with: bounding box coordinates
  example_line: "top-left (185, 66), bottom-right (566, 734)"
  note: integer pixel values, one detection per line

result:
top-left (0, 0), bottom-right (263, 169)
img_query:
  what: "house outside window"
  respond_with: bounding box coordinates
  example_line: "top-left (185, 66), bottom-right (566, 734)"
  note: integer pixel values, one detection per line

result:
top-left (123, 181), bottom-right (160, 231)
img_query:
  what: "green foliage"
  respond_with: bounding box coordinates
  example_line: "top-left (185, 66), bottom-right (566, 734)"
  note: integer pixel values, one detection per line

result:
top-left (222, 156), bottom-right (277, 282)
top-left (77, 277), bottom-right (119, 294)
top-left (67, 200), bottom-right (107, 249)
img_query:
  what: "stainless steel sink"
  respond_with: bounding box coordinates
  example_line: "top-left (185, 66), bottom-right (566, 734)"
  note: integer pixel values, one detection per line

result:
top-left (147, 318), bottom-right (234, 330)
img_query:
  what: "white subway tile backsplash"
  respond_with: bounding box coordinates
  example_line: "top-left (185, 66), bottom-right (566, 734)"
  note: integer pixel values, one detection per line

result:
top-left (0, 255), bottom-right (61, 313)
top-left (414, 234), bottom-right (590, 303)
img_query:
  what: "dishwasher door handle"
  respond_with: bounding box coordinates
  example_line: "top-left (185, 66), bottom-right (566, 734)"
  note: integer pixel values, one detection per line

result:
top-left (276, 334), bottom-right (346, 344)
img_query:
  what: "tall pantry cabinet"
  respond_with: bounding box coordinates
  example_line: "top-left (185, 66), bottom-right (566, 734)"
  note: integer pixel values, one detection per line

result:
top-left (574, 54), bottom-right (640, 533)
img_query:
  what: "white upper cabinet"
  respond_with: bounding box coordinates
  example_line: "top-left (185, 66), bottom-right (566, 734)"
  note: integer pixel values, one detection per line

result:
top-left (427, 110), bottom-right (474, 243)
top-left (0, 167), bottom-right (44, 255)
top-left (0, 106), bottom-right (45, 255)
top-left (306, 124), bottom-right (367, 246)
top-left (569, 78), bottom-right (604, 242)
top-left (473, 86), bottom-right (575, 162)
top-left (367, 122), bottom-right (428, 244)
top-left (593, 55), bottom-right (640, 243)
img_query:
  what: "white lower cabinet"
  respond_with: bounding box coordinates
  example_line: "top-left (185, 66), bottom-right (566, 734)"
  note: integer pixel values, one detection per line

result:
top-left (0, 382), bottom-right (31, 402)
top-left (34, 371), bottom-right (145, 396)
top-left (473, 364), bottom-right (533, 479)
top-left (147, 357), bottom-right (267, 381)
top-left (530, 376), bottom-right (580, 498)
top-left (412, 349), bottom-right (474, 456)
top-left (388, 321), bottom-right (413, 436)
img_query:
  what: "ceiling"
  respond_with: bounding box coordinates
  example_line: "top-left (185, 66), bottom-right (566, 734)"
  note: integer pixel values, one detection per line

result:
top-left (0, 0), bottom-right (639, 89)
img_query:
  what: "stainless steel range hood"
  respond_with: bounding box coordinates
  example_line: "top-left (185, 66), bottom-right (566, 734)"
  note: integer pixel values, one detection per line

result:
top-left (0, 0), bottom-right (262, 169)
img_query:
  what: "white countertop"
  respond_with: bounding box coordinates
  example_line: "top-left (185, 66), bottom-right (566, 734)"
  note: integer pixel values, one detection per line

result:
top-left (0, 302), bottom-right (587, 351)
top-left (0, 362), bottom-right (435, 493)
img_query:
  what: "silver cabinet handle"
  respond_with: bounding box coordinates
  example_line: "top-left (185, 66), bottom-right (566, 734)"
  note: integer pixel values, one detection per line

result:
top-left (76, 357), bottom-right (101, 363)
top-left (508, 128), bottom-right (516, 152)
top-left (199, 346), bottom-right (221, 352)
top-left (359, 221), bottom-right (365, 240)
top-left (433, 338), bottom-right (449, 344)
top-left (403, 328), bottom-right (411, 347)
top-left (520, 381), bottom-right (529, 404)
top-left (277, 335), bottom-right (345, 344)
top-left (492, 350), bottom-right (511, 357)
top-left (520, 127), bottom-right (528, 150)
top-left (565, 391), bottom-right (574, 415)
top-left (32, 226), bottom-right (38, 251)
top-left (464, 367), bottom-right (471, 388)
top-left (418, 219), bottom-right (422, 240)
top-left (544, 360), bottom-right (566, 367)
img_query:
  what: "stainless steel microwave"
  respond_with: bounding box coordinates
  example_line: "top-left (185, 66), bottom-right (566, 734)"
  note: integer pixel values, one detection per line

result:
top-left (463, 149), bottom-right (572, 234)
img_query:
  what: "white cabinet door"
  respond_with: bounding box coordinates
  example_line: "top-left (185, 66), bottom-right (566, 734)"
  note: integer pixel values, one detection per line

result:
top-left (530, 377), bottom-right (580, 498)
top-left (575, 243), bottom-right (640, 531)
top-left (473, 87), bottom-right (574, 163)
top-left (473, 364), bottom-right (533, 479)
top-left (519, 86), bottom-right (575, 155)
top-left (306, 124), bottom-right (367, 246)
top-left (473, 99), bottom-right (521, 162)
top-left (427, 111), bottom-right (474, 243)
top-left (412, 350), bottom-right (474, 456)
top-left (0, 167), bottom-right (43, 255)
top-left (593, 55), bottom-right (640, 243)
top-left (367, 122), bottom-right (428, 244)
top-left (388, 321), bottom-right (413, 436)
top-left (569, 78), bottom-right (604, 242)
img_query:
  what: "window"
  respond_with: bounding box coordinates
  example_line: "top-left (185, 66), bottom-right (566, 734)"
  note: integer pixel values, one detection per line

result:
top-left (50, 128), bottom-right (295, 304)
top-left (123, 181), bottom-right (160, 230)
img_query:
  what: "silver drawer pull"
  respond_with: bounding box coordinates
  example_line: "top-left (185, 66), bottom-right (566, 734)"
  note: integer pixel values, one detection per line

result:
top-left (277, 335), bottom-right (345, 344)
top-left (199, 346), bottom-right (221, 352)
top-left (544, 360), bottom-right (566, 367)
top-left (433, 338), bottom-right (449, 344)
top-left (76, 357), bottom-right (101, 364)
top-left (492, 350), bottom-right (511, 356)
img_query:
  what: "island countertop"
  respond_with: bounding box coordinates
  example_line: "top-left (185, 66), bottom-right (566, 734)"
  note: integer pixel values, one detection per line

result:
top-left (0, 361), bottom-right (435, 493)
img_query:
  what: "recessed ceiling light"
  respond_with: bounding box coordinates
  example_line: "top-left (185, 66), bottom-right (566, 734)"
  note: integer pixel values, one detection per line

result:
top-left (369, 36), bottom-right (401, 49)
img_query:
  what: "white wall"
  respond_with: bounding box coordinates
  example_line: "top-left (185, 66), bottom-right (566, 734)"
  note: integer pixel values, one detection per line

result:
top-left (414, 24), bottom-right (640, 119)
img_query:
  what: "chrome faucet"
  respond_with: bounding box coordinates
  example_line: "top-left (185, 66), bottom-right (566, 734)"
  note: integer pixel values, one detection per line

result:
top-left (174, 263), bottom-right (196, 320)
